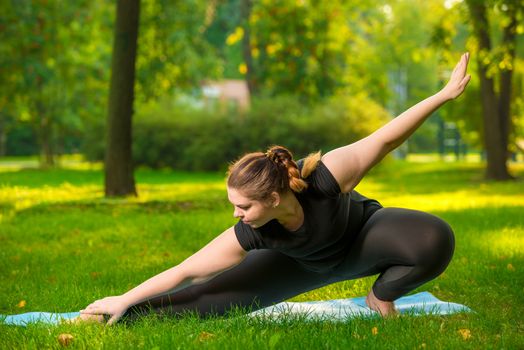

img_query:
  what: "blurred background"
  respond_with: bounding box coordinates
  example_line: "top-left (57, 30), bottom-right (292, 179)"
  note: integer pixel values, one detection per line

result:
top-left (1, 0), bottom-right (523, 186)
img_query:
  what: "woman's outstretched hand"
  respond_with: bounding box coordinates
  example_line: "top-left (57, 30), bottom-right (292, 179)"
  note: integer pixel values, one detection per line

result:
top-left (440, 52), bottom-right (471, 100)
top-left (80, 295), bottom-right (130, 325)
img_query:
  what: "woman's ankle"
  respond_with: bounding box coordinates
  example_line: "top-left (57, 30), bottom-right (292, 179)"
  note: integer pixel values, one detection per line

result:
top-left (365, 289), bottom-right (398, 317)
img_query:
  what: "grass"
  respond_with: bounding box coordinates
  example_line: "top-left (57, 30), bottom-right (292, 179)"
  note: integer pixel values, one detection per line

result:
top-left (0, 157), bottom-right (523, 349)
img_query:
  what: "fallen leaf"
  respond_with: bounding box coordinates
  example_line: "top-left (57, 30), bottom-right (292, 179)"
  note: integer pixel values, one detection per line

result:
top-left (17, 300), bottom-right (26, 308)
top-left (507, 264), bottom-right (515, 271)
top-left (371, 327), bottom-right (378, 335)
top-left (458, 328), bottom-right (471, 340)
top-left (57, 333), bottom-right (74, 347)
top-left (197, 331), bottom-right (215, 342)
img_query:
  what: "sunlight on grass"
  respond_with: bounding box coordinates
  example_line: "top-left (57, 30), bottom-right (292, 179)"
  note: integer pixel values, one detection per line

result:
top-left (377, 191), bottom-right (524, 212)
top-left (476, 228), bottom-right (524, 257)
top-left (0, 184), bottom-right (102, 218)
top-left (0, 181), bottom-right (227, 224)
top-left (1, 159), bottom-right (524, 349)
top-left (136, 183), bottom-right (226, 202)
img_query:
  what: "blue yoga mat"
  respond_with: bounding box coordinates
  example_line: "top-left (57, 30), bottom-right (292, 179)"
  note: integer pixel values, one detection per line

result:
top-left (1, 292), bottom-right (472, 326)
top-left (249, 291), bottom-right (473, 321)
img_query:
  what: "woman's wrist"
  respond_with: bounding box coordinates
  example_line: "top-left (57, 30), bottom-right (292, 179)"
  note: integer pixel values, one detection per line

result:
top-left (119, 292), bottom-right (140, 308)
top-left (434, 89), bottom-right (453, 104)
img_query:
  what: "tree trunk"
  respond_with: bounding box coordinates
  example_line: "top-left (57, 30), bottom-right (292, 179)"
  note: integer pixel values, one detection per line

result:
top-left (466, 0), bottom-right (512, 180)
top-left (104, 0), bottom-right (140, 197)
top-left (0, 115), bottom-right (6, 157)
top-left (499, 5), bottom-right (518, 158)
top-left (35, 96), bottom-right (55, 168)
top-left (240, 0), bottom-right (256, 96)
top-left (39, 114), bottom-right (55, 168)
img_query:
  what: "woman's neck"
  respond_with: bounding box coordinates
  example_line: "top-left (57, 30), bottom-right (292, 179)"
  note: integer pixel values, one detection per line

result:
top-left (274, 191), bottom-right (304, 231)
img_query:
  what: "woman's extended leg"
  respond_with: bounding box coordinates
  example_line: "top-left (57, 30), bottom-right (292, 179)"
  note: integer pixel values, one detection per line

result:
top-left (112, 207), bottom-right (454, 322)
top-left (333, 207), bottom-right (455, 308)
top-left (121, 249), bottom-right (339, 322)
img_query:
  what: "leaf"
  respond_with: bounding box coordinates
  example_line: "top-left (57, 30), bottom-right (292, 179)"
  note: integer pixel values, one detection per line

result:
top-left (17, 300), bottom-right (26, 308)
top-left (57, 333), bottom-right (74, 347)
top-left (371, 326), bottom-right (378, 335)
top-left (197, 331), bottom-right (215, 342)
top-left (458, 328), bottom-right (471, 340)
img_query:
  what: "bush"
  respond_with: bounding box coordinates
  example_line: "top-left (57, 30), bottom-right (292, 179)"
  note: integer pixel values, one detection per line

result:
top-left (83, 93), bottom-right (391, 171)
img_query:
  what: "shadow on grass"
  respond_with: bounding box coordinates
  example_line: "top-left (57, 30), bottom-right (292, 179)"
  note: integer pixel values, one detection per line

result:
top-left (7, 198), bottom-right (232, 219)
top-left (0, 168), bottom-right (224, 188)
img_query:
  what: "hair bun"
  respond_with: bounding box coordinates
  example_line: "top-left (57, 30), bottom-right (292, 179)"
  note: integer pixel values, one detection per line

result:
top-left (265, 146), bottom-right (292, 166)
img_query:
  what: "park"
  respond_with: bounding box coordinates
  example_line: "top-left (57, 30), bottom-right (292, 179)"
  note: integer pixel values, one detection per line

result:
top-left (1, 0), bottom-right (523, 349)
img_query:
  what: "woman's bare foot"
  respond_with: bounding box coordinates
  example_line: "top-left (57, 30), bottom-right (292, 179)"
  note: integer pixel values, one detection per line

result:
top-left (365, 288), bottom-right (399, 317)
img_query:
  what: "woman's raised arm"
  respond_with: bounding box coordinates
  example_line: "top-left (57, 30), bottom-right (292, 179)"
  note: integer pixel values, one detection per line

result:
top-left (322, 53), bottom-right (471, 193)
top-left (80, 226), bottom-right (246, 325)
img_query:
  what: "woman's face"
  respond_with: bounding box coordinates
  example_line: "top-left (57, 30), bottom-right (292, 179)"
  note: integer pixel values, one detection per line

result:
top-left (227, 187), bottom-right (275, 228)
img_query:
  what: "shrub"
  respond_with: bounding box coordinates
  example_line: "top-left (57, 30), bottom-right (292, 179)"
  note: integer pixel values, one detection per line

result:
top-left (85, 93), bottom-right (391, 171)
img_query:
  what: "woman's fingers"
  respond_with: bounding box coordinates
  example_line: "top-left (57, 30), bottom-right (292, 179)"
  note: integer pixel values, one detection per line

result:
top-left (453, 53), bottom-right (468, 78)
top-left (106, 314), bottom-right (121, 326)
top-left (81, 304), bottom-right (104, 314)
top-left (440, 53), bottom-right (470, 100)
top-left (461, 74), bottom-right (471, 87)
top-left (460, 53), bottom-right (468, 72)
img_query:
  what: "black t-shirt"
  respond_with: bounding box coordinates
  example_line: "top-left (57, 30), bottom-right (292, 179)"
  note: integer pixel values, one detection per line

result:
top-left (234, 159), bottom-right (382, 273)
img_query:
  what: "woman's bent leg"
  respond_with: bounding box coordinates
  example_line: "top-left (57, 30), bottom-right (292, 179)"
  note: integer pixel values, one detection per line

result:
top-left (333, 207), bottom-right (455, 302)
top-left (122, 249), bottom-right (337, 321)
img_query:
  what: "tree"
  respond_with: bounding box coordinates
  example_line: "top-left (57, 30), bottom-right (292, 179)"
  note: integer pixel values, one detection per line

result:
top-left (237, 0), bottom-right (360, 101)
top-left (465, 0), bottom-right (523, 180)
top-left (240, 0), bottom-right (256, 95)
top-left (104, 0), bottom-right (140, 197)
top-left (0, 1), bottom-right (112, 164)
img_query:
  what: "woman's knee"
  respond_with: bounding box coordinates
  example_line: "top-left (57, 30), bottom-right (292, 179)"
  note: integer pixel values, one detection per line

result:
top-left (416, 213), bottom-right (455, 270)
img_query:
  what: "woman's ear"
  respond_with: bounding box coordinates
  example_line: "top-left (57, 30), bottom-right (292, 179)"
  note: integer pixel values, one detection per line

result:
top-left (270, 192), bottom-right (281, 208)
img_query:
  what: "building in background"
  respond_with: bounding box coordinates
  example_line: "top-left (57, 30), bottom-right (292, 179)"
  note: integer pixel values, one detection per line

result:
top-left (201, 80), bottom-right (250, 113)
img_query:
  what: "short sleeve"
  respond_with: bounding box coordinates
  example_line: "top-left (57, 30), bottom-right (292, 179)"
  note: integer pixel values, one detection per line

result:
top-left (234, 221), bottom-right (266, 251)
top-left (298, 159), bottom-right (341, 198)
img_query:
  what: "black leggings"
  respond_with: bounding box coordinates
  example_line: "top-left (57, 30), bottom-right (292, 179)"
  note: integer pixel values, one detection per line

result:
top-left (123, 207), bottom-right (455, 321)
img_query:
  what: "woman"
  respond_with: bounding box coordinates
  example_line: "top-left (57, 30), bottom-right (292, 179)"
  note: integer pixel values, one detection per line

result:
top-left (79, 53), bottom-right (470, 325)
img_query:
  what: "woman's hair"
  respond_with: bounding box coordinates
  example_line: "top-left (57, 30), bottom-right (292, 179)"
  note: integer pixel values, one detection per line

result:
top-left (227, 145), bottom-right (321, 201)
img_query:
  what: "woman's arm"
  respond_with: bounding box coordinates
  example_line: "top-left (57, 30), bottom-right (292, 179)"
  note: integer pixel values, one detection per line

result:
top-left (322, 53), bottom-right (471, 193)
top-left (80, 226), bottom-right (246, 325)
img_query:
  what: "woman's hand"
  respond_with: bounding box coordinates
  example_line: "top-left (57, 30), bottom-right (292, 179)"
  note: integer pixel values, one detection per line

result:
top-left (440, 52), bottom-right (471, 100)
top-left (80, 295), bottom-right (130, 325)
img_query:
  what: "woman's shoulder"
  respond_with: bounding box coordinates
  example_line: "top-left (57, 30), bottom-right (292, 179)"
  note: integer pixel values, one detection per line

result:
top-left (297, 158), bottom-right (341, 198)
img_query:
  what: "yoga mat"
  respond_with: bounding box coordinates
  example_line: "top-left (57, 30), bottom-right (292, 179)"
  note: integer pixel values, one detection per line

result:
top-left (1, 292), bottom-right (472, 326)
top-left (249, 291), bottom-right (473, 321)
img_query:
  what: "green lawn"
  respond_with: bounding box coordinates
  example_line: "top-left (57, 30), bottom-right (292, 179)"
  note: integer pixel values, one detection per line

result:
top-left (1, 158), bottom-right (523, 349)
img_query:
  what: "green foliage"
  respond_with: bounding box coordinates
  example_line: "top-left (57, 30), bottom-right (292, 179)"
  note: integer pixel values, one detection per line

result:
top-left (236, 1), bottom-right (382, 100)
top-left (131, 97), bottom-right (240, 171)
top-left (1, 1), bottom-right (222, 162)
top-left (136, 0), bottom-right (223, 101)
top-left (433, 0), bottom-right (524, 150)
top-left (2, 0), bottom-right (523, 164)
top-left (104, 93), bottom-right (391, 171)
